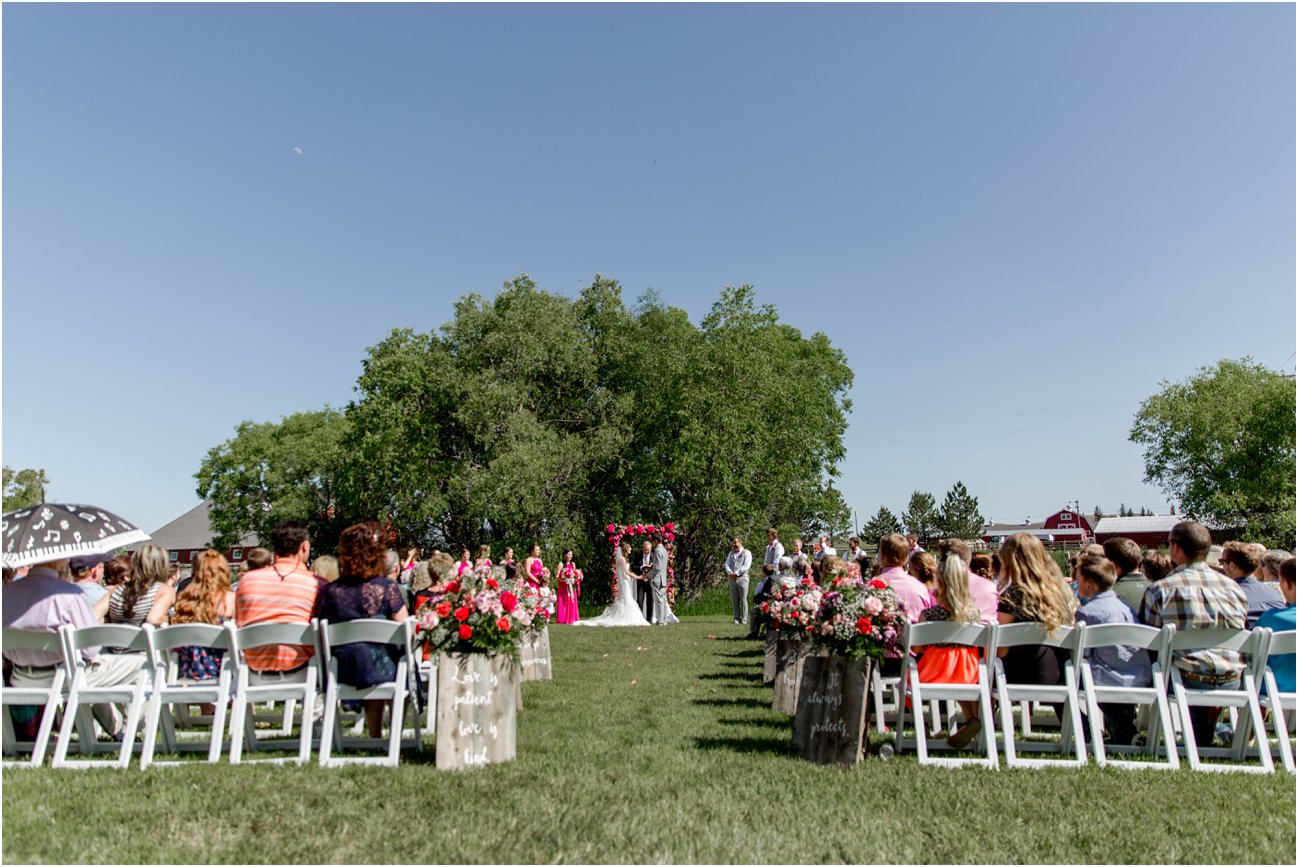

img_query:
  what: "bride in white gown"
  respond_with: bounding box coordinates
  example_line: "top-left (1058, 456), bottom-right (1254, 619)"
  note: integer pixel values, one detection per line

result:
top-left (576, 542), bottom-right (652, 627)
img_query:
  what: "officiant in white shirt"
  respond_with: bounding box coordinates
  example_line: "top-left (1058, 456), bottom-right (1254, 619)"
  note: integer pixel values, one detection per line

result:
top-left (724, 537), bottom-right (753, 626)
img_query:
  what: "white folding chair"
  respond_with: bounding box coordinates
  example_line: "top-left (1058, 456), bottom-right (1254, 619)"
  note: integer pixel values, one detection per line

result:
top-left (1253, 629), bottom-right (1295, 773)
top-left (896, 620), bottom-right (999, 768)
top-left (993, 622), bottom-right (1087, 767)
top-left (1165, 627), bottom-right (1272, 774)
top-left (141, 623), bottom-right (238, 768)
top-left (1076, 622), bottom-right (1178, 770)
top-left (228, 621), bottom-right (320, 765)
top-left (871, 666), bottom-right (949, 734)
top-left (2, 628), bottom-right (69, 767)
top-left (318, 618), bottom-right (423, 767)
top-left (52, 624), bottom-right (152, 769)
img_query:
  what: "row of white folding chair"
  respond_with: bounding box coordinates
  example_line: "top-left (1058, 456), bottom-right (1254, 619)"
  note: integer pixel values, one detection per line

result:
top-left (3, 618), bottom-right (423, 768)
top-left (1256, 629), bottom-right (1295, 773)
top-left (894, 618), bottom-right (1291, 773)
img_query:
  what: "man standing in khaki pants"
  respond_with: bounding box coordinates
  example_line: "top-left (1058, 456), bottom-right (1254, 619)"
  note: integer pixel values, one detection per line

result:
top-left (724, 537), bottom-right (752, 626)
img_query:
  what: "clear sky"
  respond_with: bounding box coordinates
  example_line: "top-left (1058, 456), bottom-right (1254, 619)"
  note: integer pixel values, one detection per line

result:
top-left (3, 3), bottom-right (1294, 537)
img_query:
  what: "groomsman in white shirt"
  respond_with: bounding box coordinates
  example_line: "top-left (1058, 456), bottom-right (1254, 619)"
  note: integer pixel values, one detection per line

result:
top-left (752, 529), bottom-right (785, 638)
top-left (724, 537), bottom-right (753, 626)
top-left (816, 535), bottom-right (837, 561)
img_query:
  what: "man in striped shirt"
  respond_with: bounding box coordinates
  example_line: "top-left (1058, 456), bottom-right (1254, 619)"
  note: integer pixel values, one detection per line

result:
top-left (235, 522), bottom-right (323, 685)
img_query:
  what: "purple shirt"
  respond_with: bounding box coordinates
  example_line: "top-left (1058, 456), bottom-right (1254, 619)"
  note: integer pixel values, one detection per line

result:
top-left (2, 567), bottom-right (99, 666)
top-left (880, 565), bottom-right (933, 624)
top-left (968, 573), bottom-right (999, 623)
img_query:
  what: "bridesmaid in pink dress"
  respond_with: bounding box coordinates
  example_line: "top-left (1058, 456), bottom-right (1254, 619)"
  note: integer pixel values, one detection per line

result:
top-left (523, 545), bottom-right (545, 588)
top-left (454, 548), bottom-right (473, 577)
top-left (555, 549), bottom-right (582, 624)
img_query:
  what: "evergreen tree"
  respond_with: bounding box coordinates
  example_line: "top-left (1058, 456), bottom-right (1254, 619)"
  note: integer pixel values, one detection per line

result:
top-left (901, 491), bottom-right (940, 546)
top-left (1093, 505), bottom-right (1103, 523)
top-left (936, 481), bottom-right (985, 540)
top-left (861, 506), bottom-right (904, 542)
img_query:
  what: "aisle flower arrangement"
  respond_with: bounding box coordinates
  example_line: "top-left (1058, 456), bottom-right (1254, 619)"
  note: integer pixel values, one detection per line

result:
top-left (758, 576), bottom-right (822, 637)
top-left (414, 564), bottom-right (553, 658)
top-left (806, 576), bottom-right (907, 660)
top-left (604, 521), bottom-right (678, 604)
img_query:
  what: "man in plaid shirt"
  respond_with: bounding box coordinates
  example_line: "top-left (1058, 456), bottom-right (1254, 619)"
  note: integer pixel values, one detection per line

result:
top-left (1138, 521), bottom-right (1247, 746)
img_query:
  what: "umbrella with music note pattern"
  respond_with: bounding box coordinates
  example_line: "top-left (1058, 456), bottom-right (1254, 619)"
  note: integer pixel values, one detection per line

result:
top-left (2, 502), bottom-right (150, 568)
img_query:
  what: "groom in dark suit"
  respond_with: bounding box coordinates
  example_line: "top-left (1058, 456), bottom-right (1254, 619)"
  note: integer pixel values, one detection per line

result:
top-left (634, 539), bottom-right (654, 621)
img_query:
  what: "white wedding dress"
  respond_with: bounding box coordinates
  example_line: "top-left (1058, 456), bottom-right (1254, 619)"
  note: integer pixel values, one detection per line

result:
top-left (575, 549), bottom-right (653, 627)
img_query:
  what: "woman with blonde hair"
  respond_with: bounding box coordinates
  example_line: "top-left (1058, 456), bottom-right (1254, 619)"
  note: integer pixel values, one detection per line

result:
top-left (95, 544), bottom-right (175, 627)
top-left (916, 540), bottom-right (984, 747)
top-left (995, 533), bottom-right (1076, 687)
top-left (312, 555), bottom-right (339, 584)
top-left (907, 551), bottom-right (938, 593)
top-left (171, 549), bottom-right (235, 680)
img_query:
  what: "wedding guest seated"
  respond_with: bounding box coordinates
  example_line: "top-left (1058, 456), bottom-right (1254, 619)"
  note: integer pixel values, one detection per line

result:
top-left (312, 555), bottom-right (340, 584)
top-left (939, 539), bottom-right (997, 623)
top-left (878, 533), bottom-right (933, 677)
top-left (94, 544), bottom-right (175, 629)
top-left (1074, 554), bottom-right (1150, 744)
top-left (3, 558), bottom-right (146, 739)
top-left (907, 551), bottom-right (938, 596)
top-left (1260, 550), bottom-right (1291, 584)
top-left (997, 534), bottom-right (1076, 695)
top-left (1102, 537), bottom-right (1147, 617)
top-left (317, 522), bottom-right (410, 737)
top-left (171, 550), bottom-right (236, 682)
top-left (878, 534), bottom-right (934, 622)
top-left (1140, 550), bottom-right (1173, 584)
top-left (1219, 541), bottom-right (1284, 628)
top-left (245, 548), bottom-right (273, 573)
top-left (969, 554), bottom-right (993, 581)
top-left (917, 544), bottom-right (984, 748)
top-left (774, 556), bottom-right (798, 589)
top-left (70, 553), bottom-right (111, 607)
top-left (1255, 558), bottom-right (1294, 695)
top-left (234, 522), bottom-right (324, 704)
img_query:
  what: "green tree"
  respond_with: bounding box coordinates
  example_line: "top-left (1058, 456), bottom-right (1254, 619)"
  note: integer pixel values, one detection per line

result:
top-left (2, 467), bottom-right (49, 511)
top-left (901, 491), bottom-right (940, 546)
top-left (936, 481), bottom-right (985, 540)
top-left (196, 408), bottom-right (351, 552)
top-left (1130, 357), bottom-right (1296, 547)
top-left (199, 277), bottom-right (854, 601)
top-left (1093, 505), bottom-right (1103, 523)
top-left (861, 506), bottom-right (904, 542)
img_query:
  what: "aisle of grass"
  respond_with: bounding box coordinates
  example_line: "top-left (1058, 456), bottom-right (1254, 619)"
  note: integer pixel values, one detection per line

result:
top-left (3, 616), bottom-right (1294, 863)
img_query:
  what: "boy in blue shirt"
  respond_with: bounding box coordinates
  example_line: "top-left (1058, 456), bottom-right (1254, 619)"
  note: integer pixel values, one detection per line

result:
top-left (1075, 554), bottom-right (1152, 745)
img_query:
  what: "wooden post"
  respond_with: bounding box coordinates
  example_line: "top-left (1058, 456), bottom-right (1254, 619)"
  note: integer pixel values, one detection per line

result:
top-left (772, 635), bottom-right (809, 715)
top-left (519, 627), bottom-right (553, 682)
top-left (792, 654), bottom-right (872, 766)
top-left (763, 628), bottom-right (779, 685)
top-left (434, 652), bottom-right (518, 770)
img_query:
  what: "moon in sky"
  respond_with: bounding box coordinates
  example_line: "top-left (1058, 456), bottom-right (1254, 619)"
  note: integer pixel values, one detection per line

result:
top-left (292, 146), bottom-right (303, 156)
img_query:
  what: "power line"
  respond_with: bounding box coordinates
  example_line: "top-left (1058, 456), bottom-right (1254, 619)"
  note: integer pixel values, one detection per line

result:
top-left (855, 417), bottom-right (1130, 447)
top-left (847, 399), bottom-right (1142, 434)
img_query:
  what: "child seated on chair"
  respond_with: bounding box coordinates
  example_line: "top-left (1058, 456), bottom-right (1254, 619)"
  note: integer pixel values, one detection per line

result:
top-left (1074, 555), bottom-right (1152, 745)
top-left (914, 541), bottom-right (984, 749)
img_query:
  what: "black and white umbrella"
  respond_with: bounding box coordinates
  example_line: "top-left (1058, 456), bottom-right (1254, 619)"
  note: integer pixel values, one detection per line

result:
top-left (2, 503), bottom-right (151, 569)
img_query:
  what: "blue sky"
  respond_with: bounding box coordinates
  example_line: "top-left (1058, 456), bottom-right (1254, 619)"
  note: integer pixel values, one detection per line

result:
top-left (4, 3), bottom-right (1294, 537)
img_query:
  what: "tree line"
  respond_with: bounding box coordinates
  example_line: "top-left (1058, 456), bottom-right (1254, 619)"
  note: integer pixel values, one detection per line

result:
top-left (858, 483), bottom-right (985, 545)
top-left (195, 276), bottom-right (854, 601)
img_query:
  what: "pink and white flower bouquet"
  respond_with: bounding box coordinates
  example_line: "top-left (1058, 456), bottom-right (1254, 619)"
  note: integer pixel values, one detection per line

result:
top-left (806, 576), bottom-right (907, 661)
top-left (414, 564), bottom-right (546, 658)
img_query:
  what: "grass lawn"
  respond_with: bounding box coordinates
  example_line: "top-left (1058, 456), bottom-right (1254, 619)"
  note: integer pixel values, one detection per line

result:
top-left (3, 614), bottom-right (1294, 864)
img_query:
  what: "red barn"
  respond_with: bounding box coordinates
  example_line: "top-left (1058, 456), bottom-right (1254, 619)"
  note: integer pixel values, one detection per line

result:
top-left (983, 508), bottom-right (1093, 544)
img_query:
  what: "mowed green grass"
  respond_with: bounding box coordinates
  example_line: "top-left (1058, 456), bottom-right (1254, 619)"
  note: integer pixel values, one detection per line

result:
top-left (3, 615), bottom-right (1294, 864)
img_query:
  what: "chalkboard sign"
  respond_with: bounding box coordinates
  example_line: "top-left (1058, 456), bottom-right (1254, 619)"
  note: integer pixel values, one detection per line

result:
top-left (763, 629), bottom-right (779, 685)
top-left (772, 636), bottom-right (809, 715)
top-left (792, 655), bottom-right (872, 766)
top-left (519, 627), bottom-right (553, 682)
top-left (435, 652), bottom-right (518, 770)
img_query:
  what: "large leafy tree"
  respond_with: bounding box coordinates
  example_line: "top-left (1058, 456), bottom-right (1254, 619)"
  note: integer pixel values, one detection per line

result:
top-left (901, 490), bottom-right (939, 545)
top-left (196, 409), bottom-right (350, 552)
top-left (1130, 358), bottom-right (1296, 547)
top-left (198, 277), bottom-right (854, 601)
top-left (937, 481), bottom-right (985, 540)
top-left (2, 467), bottom-right (49, 511)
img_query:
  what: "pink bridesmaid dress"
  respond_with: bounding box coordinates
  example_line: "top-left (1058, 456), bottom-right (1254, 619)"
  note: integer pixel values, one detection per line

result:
top-left (555, 562), bottom-right (581, 624)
